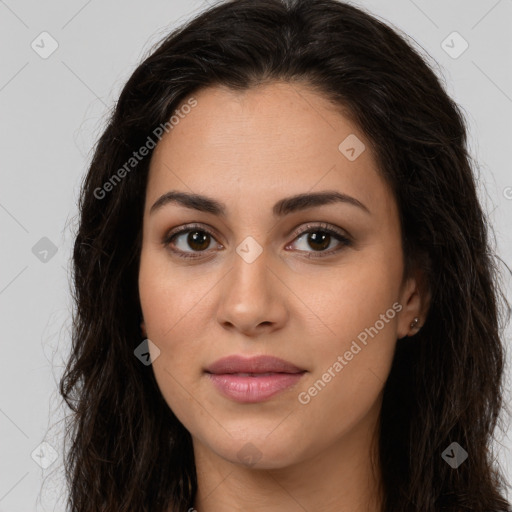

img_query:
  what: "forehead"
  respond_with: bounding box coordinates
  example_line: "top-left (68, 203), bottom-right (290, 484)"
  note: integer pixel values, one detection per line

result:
top-left (146, 82), bottom-right (395, 219)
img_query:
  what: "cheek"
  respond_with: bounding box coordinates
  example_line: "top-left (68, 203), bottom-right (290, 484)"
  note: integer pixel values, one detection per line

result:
top-left (139, 257), bottom-right (209, 425)
top-left (295, 296), bottom-right (399, 440)
top-left (138, 247), bottom-right (209, 340)
top-left (295, 246), bottom-right (401, 405)
top-left (299, 294), bottom-right (399, 401)
top-left (302, 248), bottom-right (401, 342)
top-left (138, 251), bottom-right (204, 400)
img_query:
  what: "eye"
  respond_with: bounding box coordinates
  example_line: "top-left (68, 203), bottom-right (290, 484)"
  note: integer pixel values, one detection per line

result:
top-left (162, 223), bottom-right (221, 259)
top-left (162, 222), bottom-right (352, 260)
top-left (287, 222), bottom-right (352, 258)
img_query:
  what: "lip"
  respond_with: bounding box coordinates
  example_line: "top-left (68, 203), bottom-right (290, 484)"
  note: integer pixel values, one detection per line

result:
top-left (205, 355), bottom-right (305, 375)
top-left (205, 355), bottom-right (307, 403)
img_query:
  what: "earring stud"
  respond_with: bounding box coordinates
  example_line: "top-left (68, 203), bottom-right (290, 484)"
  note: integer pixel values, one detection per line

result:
top-left (410, 317), bottom-right (420, 329)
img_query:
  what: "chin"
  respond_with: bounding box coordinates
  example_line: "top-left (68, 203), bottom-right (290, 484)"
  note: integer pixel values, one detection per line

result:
top-left (209, 433), bottom-right (304, 469)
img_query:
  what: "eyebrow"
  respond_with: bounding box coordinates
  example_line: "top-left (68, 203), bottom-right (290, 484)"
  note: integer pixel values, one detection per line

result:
top-left (149, 190), bottom-right (371, 217)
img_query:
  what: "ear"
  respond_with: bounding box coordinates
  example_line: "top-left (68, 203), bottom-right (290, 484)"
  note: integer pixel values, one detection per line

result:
top-left (140, 320), bottom-right (147, 338)
top-left (396, 267), bottom-right (431, 339)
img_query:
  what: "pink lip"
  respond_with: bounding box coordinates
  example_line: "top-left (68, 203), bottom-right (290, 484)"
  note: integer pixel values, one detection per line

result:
top-left (205, 355), bottom-right (305, 374)
top-left (205, 355), bottom-right (307, 403)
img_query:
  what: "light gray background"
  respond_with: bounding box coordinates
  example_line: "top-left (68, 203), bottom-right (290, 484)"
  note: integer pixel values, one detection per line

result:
top-left (0, 0), bottom-right (511, 510)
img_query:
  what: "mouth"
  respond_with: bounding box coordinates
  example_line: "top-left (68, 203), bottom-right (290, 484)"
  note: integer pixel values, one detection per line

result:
top-left (204, 355), bottom-right (307, 403)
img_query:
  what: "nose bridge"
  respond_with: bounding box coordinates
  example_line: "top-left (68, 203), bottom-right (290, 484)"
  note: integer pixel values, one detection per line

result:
top-left (216, 239), bottom-right (287, 333)
top-left (227, 241), bottom-right (273, 308)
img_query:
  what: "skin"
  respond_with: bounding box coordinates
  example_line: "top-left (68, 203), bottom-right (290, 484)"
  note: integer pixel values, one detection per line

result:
top-left (138, 82), bottom-right (430, 512)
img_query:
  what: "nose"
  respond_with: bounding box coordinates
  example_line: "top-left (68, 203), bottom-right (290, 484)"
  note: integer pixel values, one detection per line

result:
top-left (216, 247), bottom-right (289, 337)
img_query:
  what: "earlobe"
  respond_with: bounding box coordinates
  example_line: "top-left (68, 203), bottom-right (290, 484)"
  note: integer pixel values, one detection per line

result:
top-left (397, 270), bottom-right (431, 339)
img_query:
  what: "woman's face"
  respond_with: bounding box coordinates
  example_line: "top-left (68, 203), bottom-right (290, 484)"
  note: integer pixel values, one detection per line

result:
top-left (138, 82), bottom-right (422, 469)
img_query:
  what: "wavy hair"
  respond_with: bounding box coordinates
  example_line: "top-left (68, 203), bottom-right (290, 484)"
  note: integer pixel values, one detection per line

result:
top-left (59, 0), bottom-right (512, 510)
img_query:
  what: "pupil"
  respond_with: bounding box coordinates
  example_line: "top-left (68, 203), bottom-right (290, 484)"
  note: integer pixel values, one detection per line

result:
top-left (189, 231), bottom-right (210, 251)
top-left (308, 232), bottom-right (330, 251)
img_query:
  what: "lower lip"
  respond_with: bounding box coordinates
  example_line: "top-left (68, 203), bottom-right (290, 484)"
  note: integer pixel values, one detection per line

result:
top-left (206, 372), bottom-right (306, 403)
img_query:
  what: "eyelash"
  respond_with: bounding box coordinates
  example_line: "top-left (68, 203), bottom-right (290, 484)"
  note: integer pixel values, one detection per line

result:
top-left (162, 222), bottom-right (352, 260)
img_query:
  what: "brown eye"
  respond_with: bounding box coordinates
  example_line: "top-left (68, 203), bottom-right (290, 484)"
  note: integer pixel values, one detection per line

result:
top-left (289, 223), bottom-right (352, 258)
top-left (185, 230), bottom-right (211, 251)
top-left (305, 231), bottom-right (332, 251)
top-left (163, 224), bottom-right (219, 259)
top-left (163, 222), bottom-right (351, 260)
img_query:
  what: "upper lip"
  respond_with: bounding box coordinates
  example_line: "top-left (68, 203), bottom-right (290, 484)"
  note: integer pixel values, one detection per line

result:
top-left (205, 355), bottom-right (306, 374)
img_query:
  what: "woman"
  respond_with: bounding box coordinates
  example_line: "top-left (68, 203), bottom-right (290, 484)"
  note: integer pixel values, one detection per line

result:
top-left (60, 0), bottom-right (512, 510)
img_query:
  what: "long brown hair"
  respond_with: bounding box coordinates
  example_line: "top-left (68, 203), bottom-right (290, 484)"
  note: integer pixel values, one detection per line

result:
top-left (60, 0), bottom-right (512, 510)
